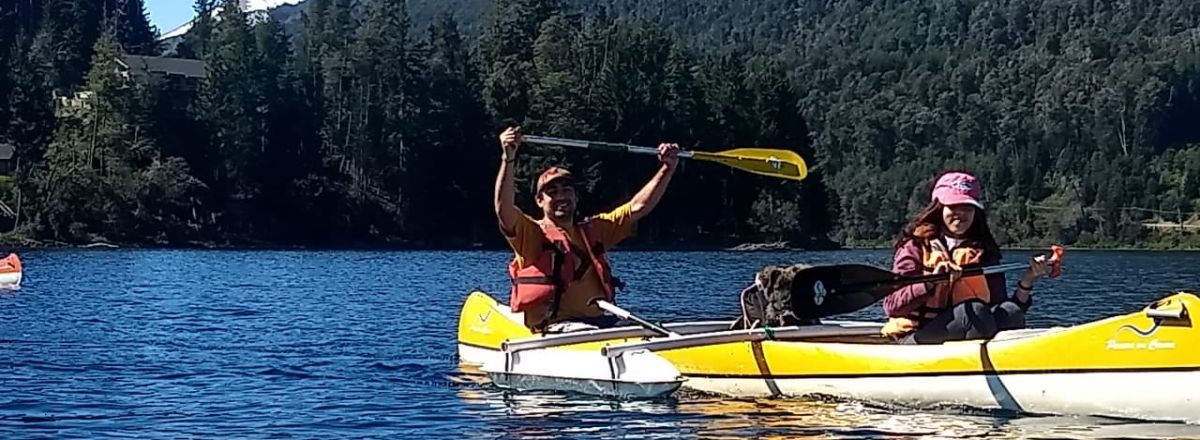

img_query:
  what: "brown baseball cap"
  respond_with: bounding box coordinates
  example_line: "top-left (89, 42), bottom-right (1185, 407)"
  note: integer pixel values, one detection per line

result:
top-left (535, 166), bottom-right (574, 194)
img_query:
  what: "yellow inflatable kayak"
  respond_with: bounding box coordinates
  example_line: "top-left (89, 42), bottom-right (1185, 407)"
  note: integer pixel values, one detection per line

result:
top-left (457, 290), bottom-right (1200, 423)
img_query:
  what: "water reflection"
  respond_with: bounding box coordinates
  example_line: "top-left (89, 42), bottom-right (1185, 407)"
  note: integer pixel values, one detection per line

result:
top-left (454, 365), bottom-right (1200, 439)
top-left (675, 395), bottom-right (1015, 439)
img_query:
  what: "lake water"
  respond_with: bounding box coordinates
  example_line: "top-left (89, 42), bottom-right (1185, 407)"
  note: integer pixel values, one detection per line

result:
top-left (2, 248), bottom-right (1199, 438)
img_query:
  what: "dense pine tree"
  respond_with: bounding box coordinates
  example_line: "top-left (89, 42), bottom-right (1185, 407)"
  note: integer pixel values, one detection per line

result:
top-left (344, 0), bottom-right (425, 237)
top-left (32, 0), bottom-right (102, 94)
top-left (109, 0), bottom-right (160, 55)
top-left (4, 34), bottom-right (55, 185)
top-left (174, 0), bottom-right (215, 59)
top-left (478, 0), bottom-right (563, 125)
top-left (2, 0), bottom-right (1199, 249)
top-left (198, 0), bottom-right (265, 236)
top-left (418, 13), bottom-right (493, 244)
top-left (31, 33), bottom-right (200, 243)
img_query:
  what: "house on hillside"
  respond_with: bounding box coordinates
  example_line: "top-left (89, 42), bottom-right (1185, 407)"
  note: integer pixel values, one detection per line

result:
top-left (119, 55), bottom-right (206, 93)
top-left (120, 55), bottom-right (206, 80)
top-left (0, 143), bottom-right (13, 176)
top-left (56, 54), bottom-right (206, 111)
top-left (120, 55), bottom-right (206, 113)
top-left (0, 142), bottom-right (15, 228)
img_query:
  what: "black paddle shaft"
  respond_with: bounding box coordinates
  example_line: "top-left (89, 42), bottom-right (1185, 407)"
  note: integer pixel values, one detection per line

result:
top-left (787, 263), bottom-right (1027, 319)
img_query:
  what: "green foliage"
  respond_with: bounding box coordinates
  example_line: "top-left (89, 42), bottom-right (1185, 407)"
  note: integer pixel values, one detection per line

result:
top-left (478, 0), bottom-right (562, 124)
top-left (32, 0), bottom-right (102, 94)
top-left (416, 13), bottom-right (494, 245)
top-left (109, 0), bottom-right (161, 55)
top-left (5, 0), bottom-right (1200, 249)
top-left (200, 0), bottom-right (262, 214)
top-left (31, 33), bottom-right (201, 244)
top-left (786, 0), bottom-right (1200, 247)
top-left (176, 0), bottom-right (216, 59)
top-left (750, 186), bottom-right (800, 242)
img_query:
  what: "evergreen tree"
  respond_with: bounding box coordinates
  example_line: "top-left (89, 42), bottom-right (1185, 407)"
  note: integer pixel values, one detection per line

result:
top-left (478, 0), bottom-right (563, 124)
top-left (528, 14), bottom-right (590, 140)
top-left (0, 4), bottom-right (14, 71)
top-left (249, 16), bottom-right (315, 242)
top-left (347, 0), bottom-right (428, 237)
top-left (109, 0), bottom-right (160, 55)
top-left (294, 0), bottom-right (329, 109)
top-left (33, 33), bottom-right (200, 243)
top-left (4, 0), bottom-right (1200, 249)
top-left (743, 55), bottom-right (822, 243)
top-left (420, 13), bottom-right (492, 244)
top-left (198, 0), bottom-right (263, 234)
top-left (4, 37), bottom-right (54, 164)
top-left (316, 0), bottom-right (360, 168)
top-left (0, 4), bottom-right (16, 145)
top-left (32, 0), bottom-right (103, 94)
top-left (175, 0), bottom-right (216, 59)
top-left (0, 0), bottom-right (42, 45)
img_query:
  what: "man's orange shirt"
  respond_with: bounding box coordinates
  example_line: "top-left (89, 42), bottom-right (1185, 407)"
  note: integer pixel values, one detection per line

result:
top-left (504, 203), bottom-right (635, 328)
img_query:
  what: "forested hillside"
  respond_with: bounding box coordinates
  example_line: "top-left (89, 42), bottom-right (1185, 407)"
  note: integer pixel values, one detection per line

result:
top-left (1, 0), bottom-right (1198, 249)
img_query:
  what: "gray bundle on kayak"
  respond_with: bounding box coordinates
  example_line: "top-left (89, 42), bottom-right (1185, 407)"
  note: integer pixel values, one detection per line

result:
top-left (733, 264), bottom-right (820, 329)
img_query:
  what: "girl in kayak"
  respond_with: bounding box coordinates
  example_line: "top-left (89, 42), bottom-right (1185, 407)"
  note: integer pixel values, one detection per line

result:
top-left (881, 171), bottom-right (1053, 344)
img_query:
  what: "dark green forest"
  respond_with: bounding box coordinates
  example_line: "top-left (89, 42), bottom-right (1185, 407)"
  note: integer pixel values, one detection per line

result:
top-left (1, 0), bottom-right (1199, 249)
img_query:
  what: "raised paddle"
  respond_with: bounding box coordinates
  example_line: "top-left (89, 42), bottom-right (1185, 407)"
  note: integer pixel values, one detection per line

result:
top-left (522, 135), bottom-right (809, 182)
top-left (786, 246), bottom-right (1066, 319)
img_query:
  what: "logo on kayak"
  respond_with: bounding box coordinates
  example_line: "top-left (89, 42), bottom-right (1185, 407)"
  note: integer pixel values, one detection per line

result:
top-left (812, 281), bottom-right (826, 306)
top-left (468, 310), bottom-right (495, 335)
top-left (1105, 321), bottom-right (1175, 351)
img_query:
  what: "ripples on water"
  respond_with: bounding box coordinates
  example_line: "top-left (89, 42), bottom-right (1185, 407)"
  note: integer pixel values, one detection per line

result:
top-left (1, 249), bottom-right (1199, 438)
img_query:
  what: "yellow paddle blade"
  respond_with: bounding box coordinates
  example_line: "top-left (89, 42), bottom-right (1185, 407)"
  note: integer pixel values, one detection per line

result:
top-left (690, 148), bottom-right (809, 181)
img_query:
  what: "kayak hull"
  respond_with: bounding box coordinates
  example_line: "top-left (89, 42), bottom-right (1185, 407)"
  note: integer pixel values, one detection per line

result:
top-left (682, 370), bottom-right (1200, 422)
top-left (0, 253), bottom-right (21, 288)
top-left (457, 290), bottom-right (1200, 423)
top-left (481, 345), bottom-right (684, 398)
top-left (0, 271), bottom-right (20, 287)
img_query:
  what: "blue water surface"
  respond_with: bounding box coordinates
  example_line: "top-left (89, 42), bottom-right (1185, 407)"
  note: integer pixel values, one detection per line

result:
top-left (2, 248), bottom-right (1199, 438)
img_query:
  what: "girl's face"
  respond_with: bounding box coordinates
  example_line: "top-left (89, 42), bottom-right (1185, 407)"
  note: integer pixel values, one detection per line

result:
top-left (942, 203), bottom-right (976, 236)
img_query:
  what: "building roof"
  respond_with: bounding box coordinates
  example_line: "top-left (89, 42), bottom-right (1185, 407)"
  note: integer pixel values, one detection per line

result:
top-left (121, 55), bottom-right (206, 79)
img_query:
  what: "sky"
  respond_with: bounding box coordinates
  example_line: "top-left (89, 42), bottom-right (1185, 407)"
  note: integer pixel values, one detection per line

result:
top-left (145, 0), bottom-right (195, 33)
top-left (145, 1), bottom-right (302, 34)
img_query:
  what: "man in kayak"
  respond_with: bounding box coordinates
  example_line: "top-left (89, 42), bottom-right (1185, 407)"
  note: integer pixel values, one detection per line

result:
top-left (881, 171), bottom-right (1055, 344)
top-left (494, 126), bottom-right (680, 333)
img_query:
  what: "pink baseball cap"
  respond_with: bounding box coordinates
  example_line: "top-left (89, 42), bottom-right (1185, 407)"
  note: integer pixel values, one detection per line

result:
top-left (931, 171), bottom-right (984, 209)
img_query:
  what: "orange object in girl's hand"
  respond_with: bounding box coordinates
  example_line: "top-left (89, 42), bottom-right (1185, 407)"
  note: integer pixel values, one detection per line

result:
top-left (1048, 245), bottom-right (1065, 278)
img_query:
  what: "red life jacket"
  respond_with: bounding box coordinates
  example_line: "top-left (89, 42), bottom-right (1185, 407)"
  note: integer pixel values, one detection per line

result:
top-left (507, 219), bottom-right (618, 318)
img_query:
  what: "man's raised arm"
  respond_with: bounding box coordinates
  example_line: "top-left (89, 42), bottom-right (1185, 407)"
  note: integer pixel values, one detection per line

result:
top-left (494, 126), bottom-right (522, 235)
top-left (628, 143), bottom-right (680, 222)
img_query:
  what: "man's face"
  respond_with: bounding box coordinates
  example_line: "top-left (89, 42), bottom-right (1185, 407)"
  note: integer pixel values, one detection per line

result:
top-left (536, 180), bottom-right (577, 222)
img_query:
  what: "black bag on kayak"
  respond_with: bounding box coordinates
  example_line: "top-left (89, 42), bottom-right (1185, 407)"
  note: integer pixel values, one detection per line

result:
top-left (732, 264), bottom-right (821, 329)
